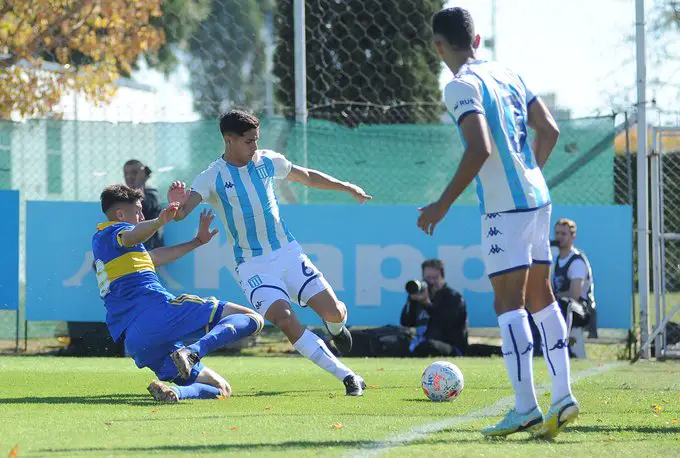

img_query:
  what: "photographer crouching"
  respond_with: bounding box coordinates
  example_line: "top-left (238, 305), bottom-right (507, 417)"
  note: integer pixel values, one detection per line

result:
top-left (400, 259), bottom-right (468, 357)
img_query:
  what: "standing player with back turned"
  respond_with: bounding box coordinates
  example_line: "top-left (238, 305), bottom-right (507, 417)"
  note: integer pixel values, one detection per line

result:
top-left (417, 7), bottom-right (578, 438)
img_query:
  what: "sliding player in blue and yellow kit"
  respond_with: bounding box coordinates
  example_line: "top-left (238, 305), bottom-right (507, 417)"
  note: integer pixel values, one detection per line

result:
top-left (92, 184), bottom-right (264, 402)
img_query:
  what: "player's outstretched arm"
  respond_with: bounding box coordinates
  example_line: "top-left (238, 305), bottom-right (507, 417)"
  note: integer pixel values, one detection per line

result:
top-left (286, 165), bottom-right (372, 203)
top-left (149, 209), bottom-right (218, 267)
top-left (119, 203), bottom-right (179, 247)
top-left (417, 113), bottom-right (491, 236)
top-left (528, 97), bottom-right (560, 169)
top-left (167, 181), bottom-right (203, 221)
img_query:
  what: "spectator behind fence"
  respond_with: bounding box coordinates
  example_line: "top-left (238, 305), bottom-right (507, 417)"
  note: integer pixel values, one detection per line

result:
top-left (124, 159), bottom-right (164, 250)
top-left (400, 259), bottom-right (468, 357)
top-left (552, 218), bottom-right (597, 335)
top-left (530, 217), bottom-right (597, 359)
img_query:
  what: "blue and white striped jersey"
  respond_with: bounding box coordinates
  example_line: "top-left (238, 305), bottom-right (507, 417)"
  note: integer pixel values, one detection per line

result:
top-left (444, 60), bottom-right (551, 214)
top-left (191, 149), bottom-right (295, 265)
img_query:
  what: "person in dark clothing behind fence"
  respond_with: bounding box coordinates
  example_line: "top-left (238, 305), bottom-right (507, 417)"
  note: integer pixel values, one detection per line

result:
top-left (400, 259), bottom-right (468, 357)
top-left (123, 159), bottom-right (164, 250)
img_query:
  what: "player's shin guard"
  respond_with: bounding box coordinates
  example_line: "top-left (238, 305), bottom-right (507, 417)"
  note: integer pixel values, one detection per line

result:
top-left (293, 329), bottom-right (353, 381)
top-left (187, 313), bottom-right (262, 359)
top-left (324, 314), bottom-right (347, 336)
top-left (498, 308), bottom-right (539, 413)
top-left (171, 383), bottom-right (222, 400)
top-left (532, 302), bottom-right (573, 404)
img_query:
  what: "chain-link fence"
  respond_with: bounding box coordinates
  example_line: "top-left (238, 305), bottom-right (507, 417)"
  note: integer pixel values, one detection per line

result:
top-left (0, 113), bottom-right (635, 344)
top-left (651, 127), bottom-right (680, 358)
top-left (0, 0), bottom-right (642, 348)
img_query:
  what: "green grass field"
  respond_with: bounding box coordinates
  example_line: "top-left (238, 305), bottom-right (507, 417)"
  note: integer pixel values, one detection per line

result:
top-left (1, 356), bottom-right (679, 457)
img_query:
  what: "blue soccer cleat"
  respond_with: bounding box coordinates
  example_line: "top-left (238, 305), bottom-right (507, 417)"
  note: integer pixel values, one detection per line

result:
top-left (481, 406), bottom-right (544, 437)
top-left (538, 394), bottom-right (580, 439)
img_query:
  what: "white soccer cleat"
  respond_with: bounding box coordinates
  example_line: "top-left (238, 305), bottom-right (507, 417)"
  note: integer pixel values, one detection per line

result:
top-left (147, 380), bottom-right (179, 403)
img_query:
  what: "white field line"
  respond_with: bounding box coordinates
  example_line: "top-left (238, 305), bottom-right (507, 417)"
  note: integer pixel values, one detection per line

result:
top-left (344, 362), bottom-right (624, 458)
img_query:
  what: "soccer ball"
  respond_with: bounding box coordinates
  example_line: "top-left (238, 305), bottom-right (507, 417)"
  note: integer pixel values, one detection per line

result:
top-left (421, 361), bottom-right (464, 402)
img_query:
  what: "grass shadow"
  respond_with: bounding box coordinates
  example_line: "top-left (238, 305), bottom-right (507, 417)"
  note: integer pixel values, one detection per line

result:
top-left (41, 440), bottom-right (381, 455)
top-left (0, 393), bottom-right (162, 407)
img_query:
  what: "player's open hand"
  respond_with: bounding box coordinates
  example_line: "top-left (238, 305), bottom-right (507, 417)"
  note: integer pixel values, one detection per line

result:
top-left (346, 182), bottom-right (372, 204)
top-left (167, 181), bottom-right (191, 206)
top-left (195, 209), bottom-right (219, 245)
top-left (158, 202), bottom-right (180, 225)
top-left (417, 201), bottom-right (448, 236)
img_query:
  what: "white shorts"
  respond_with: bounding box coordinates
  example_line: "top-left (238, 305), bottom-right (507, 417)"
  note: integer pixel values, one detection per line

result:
top-left (481, 204), bottom-right (553, 278)
top-left (235, 241), bottom-right (330, 317)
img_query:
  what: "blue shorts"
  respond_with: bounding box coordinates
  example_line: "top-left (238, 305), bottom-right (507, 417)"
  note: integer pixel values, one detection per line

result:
top-left (123, 294), bottom-right (225, 383)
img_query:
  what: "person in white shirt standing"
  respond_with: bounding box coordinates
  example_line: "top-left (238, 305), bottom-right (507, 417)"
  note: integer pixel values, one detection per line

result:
top-left (417, 7), bottom-right (578, 439)
top-left (167, 109), bottom-right (371, 396)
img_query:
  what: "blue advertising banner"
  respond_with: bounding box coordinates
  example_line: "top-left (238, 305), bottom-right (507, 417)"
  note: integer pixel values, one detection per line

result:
top-left (0, 190), bottom-right (19, 311)
top-left (26, 201), bottom-right (633, 328)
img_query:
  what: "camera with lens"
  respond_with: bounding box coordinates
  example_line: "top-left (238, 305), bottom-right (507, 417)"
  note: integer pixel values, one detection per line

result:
top-left (405, 279), bottom-right (428, 295)
top-left (550, 240), bottom-right (560, 247)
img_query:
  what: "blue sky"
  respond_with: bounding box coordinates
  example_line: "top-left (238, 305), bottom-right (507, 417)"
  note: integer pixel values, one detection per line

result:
top-left (134, 0), bottom-right (678, 122)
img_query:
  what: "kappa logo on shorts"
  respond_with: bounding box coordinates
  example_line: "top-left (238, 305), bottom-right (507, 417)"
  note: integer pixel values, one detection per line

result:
top-left (254, 300), bottom-right (264, 310)
top-left (487, 226), bottom-right (503, 237)
top-left (488, 244), bottom-right (505, 255)
top-left (485, 213), bottom-right (501, 219)
top-left (247, 275), bottom-right (263, 288)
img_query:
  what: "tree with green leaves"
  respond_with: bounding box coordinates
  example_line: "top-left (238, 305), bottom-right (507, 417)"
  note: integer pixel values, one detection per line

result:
top-left (187, 0), bottom-right (272, 119)
top-left (274, 0), bottom-right (445, 125)
top-left (144, 0), bottom-right (213, 75)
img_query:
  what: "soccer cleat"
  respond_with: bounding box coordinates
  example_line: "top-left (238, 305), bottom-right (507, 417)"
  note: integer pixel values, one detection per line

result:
top-left (147, 381), bottom-right (179, 403)
top-left (538, 394), bottom-right (580, 439)
top-left (481, 406), bottom-right (544, 437)
top-left (171, 347), bottom-right (200, 379)
top-left (327, 325), bottom-right (353, 354)
top-left (343, 374), bottom-right (366, 396)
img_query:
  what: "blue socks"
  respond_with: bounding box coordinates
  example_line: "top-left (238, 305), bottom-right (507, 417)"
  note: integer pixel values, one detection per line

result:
top-left (171, 383), bottom-right (222, 400)
top-left (186, 314), bottom-right (258, 358)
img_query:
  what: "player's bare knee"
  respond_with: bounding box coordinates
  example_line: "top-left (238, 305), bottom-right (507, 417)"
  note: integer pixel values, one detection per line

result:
top-left (264, 300), bottom-right (295, 329)
top-left (324, 301), bottom-right (346, 323)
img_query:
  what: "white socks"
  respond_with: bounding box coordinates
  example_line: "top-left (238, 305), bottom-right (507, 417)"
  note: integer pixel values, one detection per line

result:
top-left (293, 329), bottom-right (353, 381)
top-left (532, 302), bottom-right (573, 404)
top-left (498, 309), bottom-right (539, 413)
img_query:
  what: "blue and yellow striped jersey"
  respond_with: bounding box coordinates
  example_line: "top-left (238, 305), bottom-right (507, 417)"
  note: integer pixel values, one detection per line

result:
top-left (92, 221), bottom-right (173, 341)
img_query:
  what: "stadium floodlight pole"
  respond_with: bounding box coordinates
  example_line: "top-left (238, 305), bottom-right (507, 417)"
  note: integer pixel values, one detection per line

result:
top-left (294, 0), bottom-right (309, 203)
top-left (635, 0), bottom-right (651, 359)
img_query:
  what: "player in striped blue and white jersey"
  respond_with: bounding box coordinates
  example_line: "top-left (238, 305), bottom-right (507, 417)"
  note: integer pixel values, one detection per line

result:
top-left (417, 7), bottom-right (578, 439)
top-left (169, 110), bottom-right (371, 396)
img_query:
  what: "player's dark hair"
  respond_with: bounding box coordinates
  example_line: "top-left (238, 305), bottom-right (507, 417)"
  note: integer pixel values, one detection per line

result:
top-left (432, 7), bottom-right (475, 49)
top-left (422, 259), bottom-right (445, 278)
top-left (100, 184), bottom-right (144, 214)
top-left (219, 109), bottom-right (260, 136)
top-left (124, 159), bottom-right (152, 177)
